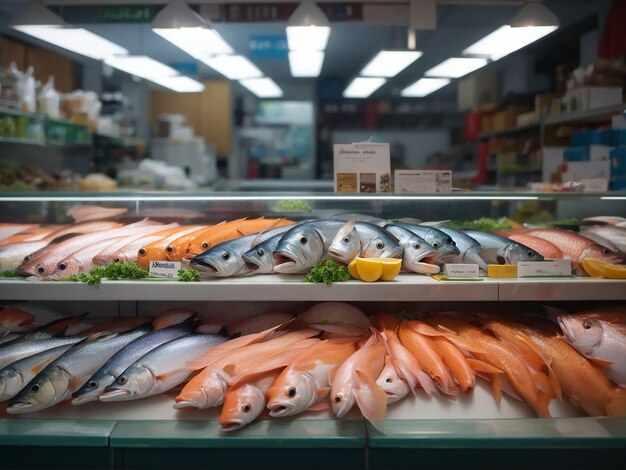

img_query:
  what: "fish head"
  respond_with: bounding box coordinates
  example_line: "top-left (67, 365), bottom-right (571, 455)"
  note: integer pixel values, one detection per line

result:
top-left (192, 248), bottom-right (247, 278)
top-left (0, 368), bottom-right (22, 402)
top-left (330, 375), bottom-right (356, 418)
top-left (361, 233), bottom-right (403, 259)
top-left (401, 235), bottom-right (436, 270)
top-left (175, 371), bottom-right (228, 409)
top-left (72, 372), bottom-right (115, 405)
top-left (273, 226), bottom-right (324, 273)
top-left (17, 256), bottom-right (56, 278)
top-left (219, 383), bottom-right (265, 432)
top-left (266, 371), bottom-right (317, 417)
top-left (501, 243), bottom-right (544, 264)
top-left (376, 356), bottom-right (409, 404)
top-left (422, 233), bottom-right (459, 263)
top-left (8, 366), bottom-right (69, 414)
top-left (54, 256), bottom-right (81, 278)
top-left (328, 222), bottom-right (360, 263)
top-left (557, 315), bottom-right (603, 355)
top-left (242, 241), bottom-right (276, 274)
top-left (580, 245), bottom-right (623, 266)
top-left (99, 365), bottom-right (152, 402)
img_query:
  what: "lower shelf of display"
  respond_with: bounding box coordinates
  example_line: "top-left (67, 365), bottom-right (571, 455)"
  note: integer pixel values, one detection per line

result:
top-left (0, 275), bottom-right (624, 301)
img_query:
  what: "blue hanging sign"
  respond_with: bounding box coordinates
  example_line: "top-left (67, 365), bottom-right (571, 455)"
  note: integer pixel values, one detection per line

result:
top-left (249, 35), bottom-right (288, 59)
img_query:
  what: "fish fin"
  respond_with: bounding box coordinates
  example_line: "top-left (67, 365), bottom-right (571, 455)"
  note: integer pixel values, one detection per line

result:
top-left (195, 323), bottom-right (224, 334)
top-left (479, 247), bottom-right (500, 262)
top-left (153, 310), bottom-right (197, 330)
top-left (249, 219), bottom-right (283, 247)
top-left (533, 391), bottom-right (553, 418)
top-left (606, 389), bottom-right (626, 417)
top-left (353, 369), bottom-right (387, 432)
top-left (413, 326), bottom-right (487, 355)
top-left (223, 364), bottom-right (237, 377)
top-left (467, 358), bottom-right (502, 375)
top-left (235, 228), bottom-right (247, 236)
top-left (310, 323), bottom-right (367, 337)
top-left (335, 219), bottom-right (357, 241)
top-left (155, 369), bottom-right (185, 381)
top-left (308, 401), bottom-right (331, 411)
top-left (397, 218), bottom-right (423, 224)
top-left (30, 358), bottom-right (53, 375)
top-left (532, 371), bottom-right (552, 395)
top-left (315, 387), bottom-right (331, 399)
top-left (491, 375), bottom-right (503, 406)
top-left (520, 353), bottom-right (546, 371)
top-left (248, 318), bottom-right (299, 344)
top-left (408, 322), bottom-right (443, 337)
top-left (588, 356), bottom-right (614, 367)
top-left (419, 220), bottom-right (449, 227)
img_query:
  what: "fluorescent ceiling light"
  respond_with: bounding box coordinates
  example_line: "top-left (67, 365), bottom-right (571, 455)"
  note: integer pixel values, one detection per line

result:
top-left (152, 75), bottom-right (205, 93)
top-left (360, 50), bottom-right (423, 78)
top-left (288, 50), bottom-right (324, 77)
top-left (13, 26), bottom-right (128, 60)
top-left (287, 0), bottom-right (330, 50)
top-left (239, 78), bottom-right (283, 98)
top-left (425, 57), bottom-right (488, 78)
top-left (105, 55), bottom-right (178, 80)
top-left (343, 77), bottom-right (386, 99)
top-left (401, 78), bottom-right (451, 97)
top-left (510, 1), bottom-right (560, 28)
top-left (154, 28), bottom-right (233, 57)
top-left (463, 25), bottom-right (556, 61)
top-left (11, 2), bottom-right (65, 26)
top-left (205, 55), bottom-right (263, 80)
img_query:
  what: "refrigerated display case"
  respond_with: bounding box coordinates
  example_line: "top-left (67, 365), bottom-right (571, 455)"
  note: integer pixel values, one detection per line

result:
top-left (0, 191), bottom-right (625, 470)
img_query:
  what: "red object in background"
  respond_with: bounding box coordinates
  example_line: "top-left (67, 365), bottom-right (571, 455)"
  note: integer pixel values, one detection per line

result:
top-left (599, 0), bottom-right (626, 59)
top-left (363, 102), bottom-right (379, 128)
top-left (464, 112), bottom-right (482, 141)
top-left (470, 142), bottom-right (490, 185)
top-left (247, 158), bottom-right (259, 179)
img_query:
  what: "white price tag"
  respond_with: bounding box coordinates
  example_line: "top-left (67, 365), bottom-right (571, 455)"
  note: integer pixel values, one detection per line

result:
top-left (149, 260), bottom-right (181, 279)
top-left (394, 170), bottom-right (452, 193)
top-left (333, 143), bottom-right (391, 193)
top-left (580, 178), bottom-right (608, 192)
top-left (517, 260), bottom-right (572, 277)
top-left (443, 264), bottom-right (479, 278)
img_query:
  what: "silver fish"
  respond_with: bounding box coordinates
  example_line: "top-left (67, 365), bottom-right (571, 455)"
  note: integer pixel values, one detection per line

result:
top-left (383, 224), bottom-right (437, 273)
top-left (191, 224), bottom-right (295, 277)
top-left (393, 223), bottom-right (460, 263)
top-left (241, 233), bottom-right (284, 274)
top-left (328, 221), bottom-right (403, 264)
top-left (7, 324), bottom-right (151, 414)
top-left (558, 315), bottom-right (626, 387)
top-left (582, 226), bottom-right (626, 255)
top-left (0, 335), bottom-right (85, 370)
top-left (438, 226), bottom-right (489, 271)
top-left (461, 229), bottom-right (544, 264)
top-left (99, 334), bottom-right (226, 402)
top-left (0, 343), bottom-right (75, 402)
top-left (71, 317), bottom-right (194, 405)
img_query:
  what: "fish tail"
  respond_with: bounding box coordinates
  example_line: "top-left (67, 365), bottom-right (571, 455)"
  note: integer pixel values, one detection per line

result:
top-left (606, 389), bottom-right (626, 417)
top-left (353, 369), bottom-right (387, 432)
top-left (532, 391), bottom-right (553, 418)
top-left (153, 310), bottom-right (197, 330)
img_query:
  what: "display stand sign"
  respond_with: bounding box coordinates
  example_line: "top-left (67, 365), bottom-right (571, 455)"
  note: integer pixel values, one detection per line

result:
top-left (443, 263), bottom-right (480, 278)
top-left (149, 261), bottom-right (181, 279)
top-left (333, 143), bottom-right (391, 192)
top-left (394, 170), bottom-right (452, 193)
top-left (517, 259), bottom-right (572, 278)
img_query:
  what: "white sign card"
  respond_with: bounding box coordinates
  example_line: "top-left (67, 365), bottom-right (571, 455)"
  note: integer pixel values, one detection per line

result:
top-left (149, 260), bottom-right (181, 279)
top-left (394, 170), bottom-right (452, 193)
top-left (333, 143), bottom-right (391, 193)
top-left (443, 264), bottom-right (480, 278)
top-left (517, 259), bottom-right (572, 277)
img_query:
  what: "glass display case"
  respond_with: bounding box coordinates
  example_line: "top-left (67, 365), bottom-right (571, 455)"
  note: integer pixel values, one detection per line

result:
top-left (0, 191), bottom-right (625, 469)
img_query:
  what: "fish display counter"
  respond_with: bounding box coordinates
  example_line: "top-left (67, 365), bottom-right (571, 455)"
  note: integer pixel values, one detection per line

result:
top-left (0, 191), bottom-right (625, 469)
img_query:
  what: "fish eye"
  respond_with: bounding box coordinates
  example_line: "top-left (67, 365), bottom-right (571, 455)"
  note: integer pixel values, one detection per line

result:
top-left (31, 384), bottom-right (40, 393)
top-left (334, 396), bottom-right (341, 403)
top-left (242, 404), bottom-right (250, 413)
top-left (602, 248), bottom-right (610, 255)
top-left (114, 257), bottom-right (121, 263)
top-left (527, 250), bottom-right (534, 257)
top-left (88, 380), bottom-right (98, 389)
top-left (432, 242), bottom-right (440, 249)
top-left (221, 252), bottom-right (230, 260)
top-left (138, 249), bottom-right (147, 256)
top-left (412, 242), bottom-right (420, 250)
top-left (118, 376), bottom-right (127, 385)
top-left (24, 256), bottom-right (31, 262)
top-left (202, 242), bottom-right (209, 249)
top-left (299, 236), bottom-right (308, 245)
top-left (287, 387), bottom-right (296, 398)
top-left (343, 236), bottom-right (351, 243)
top-left (166, 246), bottom-right (173, 253)
top-left (385, 377), bottom-right (393, 383)
top-left (256, 249), bottom-right (264, 256)
top-left (37, 267), bottom-right (45, 274)
top-left (58, 263), bottom-right (67, 271)
top-left (583, 321), bottom-right (592, 329)
top-left (376, 242), bottom-right (384, 250)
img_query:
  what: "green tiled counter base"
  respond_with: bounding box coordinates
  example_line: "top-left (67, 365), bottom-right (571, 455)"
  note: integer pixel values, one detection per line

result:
top-left (111, 420), bottom-right (366, 470)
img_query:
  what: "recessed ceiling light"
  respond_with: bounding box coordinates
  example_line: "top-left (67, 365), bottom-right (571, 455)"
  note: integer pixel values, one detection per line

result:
top-left (343, 77), bottom-right (387, 99)
top-left (425, 57), bottom-right (488, 78)
top-left (401, 78), bottom-right (451, 97)
top-left (360, 50), bottom-right (423, 78)
top-left (239, 77), bottom-right (284, 98)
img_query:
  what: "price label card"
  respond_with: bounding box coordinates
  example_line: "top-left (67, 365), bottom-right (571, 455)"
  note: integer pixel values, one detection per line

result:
top-left (443, 264), bottom-right (479, 278)
top-left (149, 261), bottom-right (181, 279)
top-left (580, 178), bottom-right (609, 192)
top-left (517, 260), bottom-right (572, 277)
top-left (394, 170), bottom-right (452, 193)
top-left (334, 143), bottom-right (391, 193)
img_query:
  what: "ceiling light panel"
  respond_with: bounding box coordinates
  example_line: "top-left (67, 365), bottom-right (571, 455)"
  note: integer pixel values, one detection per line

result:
top-left (154, 27), bottom-right (234, 57)
top-left (360, 50), bottom-right (423, 78)
top-left (205, 55), bottom-right (263, 80)
top-left (288, 50), bottom-right (324, 77)
top-left (463, 25), bottom-right (557, 61)
top-left (13, 26), bottom-right (128, 60)
top-left (239, 78), bottom-right (283, 98)
top-left (401, 78), bottom-right (450, 97)
top-left (152, 75), bottom-right (205, 93)
top-left (104, 55), bottom-right (179, 80)
top-left (343, 77), bottom-right (387, 99)
top-left (425, 57), bottom-right (488, 78)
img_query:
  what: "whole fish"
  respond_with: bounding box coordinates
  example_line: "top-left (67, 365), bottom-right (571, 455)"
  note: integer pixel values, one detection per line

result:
top-left (376, 356), bottom-right (411, 403)
top-left (581, 226), bottom-right (626, 255)
top-left (461, 229), bottom-right (544, 265)
top-left (0, 335), bottom-right (85, 370)
top-left (165, 224), bottom-right (224, 262)
top-left (111, 234), bottom-right (165, 264)
top-left (384, 331), bottom-right (438, 397)
top-left (241, 233), bottom-right (284, 274)
top-left (0, 343), bottom-right (75, 402)
top-left (267, 339), bottom-right (357, 417)
top-left (7, 324), bottom-right (151, 413)
top-left (516, 322), bottom-right (626, 416)
top-left (330, 330), bottom-right (387, 426)
top-left (383, 224), bottom-right (438, 274)
top-left (274, 220), bottom-right (402, 274)
top-left (0, 307), bottom-right (35, 333)
top-left (523, 228), bottom-right (622, 274)
top-left (506, 233), bottom-right (563, 259)
top-left (392, 223), bottom-right (460, 264)
top-left (438, 226), bottom-right (488, 270)
top-left (72, 314), bottom-right (195, 405)
top-left (191, 224), bottom-right (295, 277)
top-left (557, 315), bottom-right (626, 386)
top-left (99, 334), bottom-right (226, 402)
top-left (137, 226), bottom-right (208, 270)
top-left (327, 221), bottom-right (404, 264)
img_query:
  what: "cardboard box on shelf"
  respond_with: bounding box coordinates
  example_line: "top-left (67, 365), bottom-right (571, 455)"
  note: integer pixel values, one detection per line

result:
top-left (492, 110), bottom-right (513, 131)
top-left (516, 111), bottom-right (539, 127)
top-left (561, 86), bottom-right (622, 113)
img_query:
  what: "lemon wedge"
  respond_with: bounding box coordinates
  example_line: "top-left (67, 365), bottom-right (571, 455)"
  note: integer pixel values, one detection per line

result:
top-left (348, 257), bottom-right (401, 282)
top-left (582, 258), bottom-right (608, 278)
top-left (603, 264), bottom-right (626, 279)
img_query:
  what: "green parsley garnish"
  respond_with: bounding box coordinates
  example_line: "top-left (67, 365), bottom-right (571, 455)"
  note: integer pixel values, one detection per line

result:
top-left (0, 270), bottom-right (17, 278)
top-left (178, 268), bottom-right (200, 282)
top-left (272, 200), bottom-right (312, 213)
top-left (303, 259), bottom-right (350, 285)
top-left (58, 262), bottom-right (149, 285)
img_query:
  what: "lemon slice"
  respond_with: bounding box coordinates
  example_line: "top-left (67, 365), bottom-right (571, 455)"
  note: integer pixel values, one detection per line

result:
top-left (582, 258), bottom-right (608, 278)
top-left (354, 258), bottom-right (384, 282)
top-left (377, 258), bottom-right (402, 281)
top-left (347, 257), bottom-right (402, 282)
top-left (603, 264), bottom-right (626, 279)
top-left (348, 258), bottom-right (361, 280)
